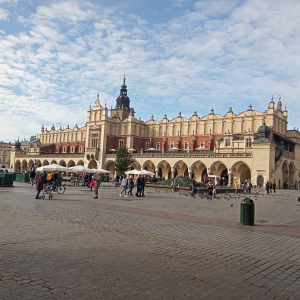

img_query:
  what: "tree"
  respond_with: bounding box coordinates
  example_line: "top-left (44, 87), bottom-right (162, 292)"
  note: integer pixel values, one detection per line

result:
top-left (113, 146), bottom-right (134, 175)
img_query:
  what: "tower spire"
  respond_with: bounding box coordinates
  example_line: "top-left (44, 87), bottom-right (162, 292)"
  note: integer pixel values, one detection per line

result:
top-left (123, 71), bottom-right (126, 85)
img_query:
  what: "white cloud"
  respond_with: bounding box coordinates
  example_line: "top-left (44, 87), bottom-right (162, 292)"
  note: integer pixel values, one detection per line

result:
top-left (170, 0), bottom-right (190, 8)
top-left (1, 0), bottom-right (300, 141)
top-left (0, 7), bottom-right (8, 20)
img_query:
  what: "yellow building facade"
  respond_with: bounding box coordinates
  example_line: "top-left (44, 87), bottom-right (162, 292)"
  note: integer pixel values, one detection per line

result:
top-left (10, 80), bottom-right (300, 188)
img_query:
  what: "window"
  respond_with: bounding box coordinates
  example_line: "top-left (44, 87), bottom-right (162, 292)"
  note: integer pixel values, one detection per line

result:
top-left (184, 142), bottom-right (189, 150)
top-left (246, 138), bottom-right (252, 148)
top-left (56, 147), bottom-right (59, 153)
top-left (200, 141), bottom-right (205, 148)
top-left (170, 142), bottom-right (174, 149)
top-left (3, 150), bottom-right (6, 154)
top-left (80, 146), bottom-right (83, 152)
top-left (3, 157), bottom-right (6, 162)
top-left (156, 142), bottom-right (160, 150)
top-left (91, 133), bottom-right (99, 148)
top-left (225, 139), bottom-right (231, 147)
top-left (63, 146), bottom-right (66, 152)
top-left (71, 146), bottom-right (74, 153)
top-left (119, 139), bottom-right (124, 147)
top-left (145, 142), bottom-right (150, 150)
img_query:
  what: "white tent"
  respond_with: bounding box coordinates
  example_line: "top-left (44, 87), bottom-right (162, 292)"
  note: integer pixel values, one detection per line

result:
top-left (125, 169), bottom-right (141, 175)
top-left (37, 164), bottom-right (70, 172)
top-left (91, 168), bottom-right (111, 174)
top-left (138, 170), bottom-right (155, 176)
top-left (69, 166), bottom-right (94, 173)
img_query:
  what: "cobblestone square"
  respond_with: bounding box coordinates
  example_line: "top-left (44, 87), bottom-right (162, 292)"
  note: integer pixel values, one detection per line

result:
top-left (1, 183), bottom-right (300, 300)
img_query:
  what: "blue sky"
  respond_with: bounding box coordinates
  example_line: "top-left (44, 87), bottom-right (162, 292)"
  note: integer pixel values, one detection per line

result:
top-left (0, 0), bottom-right (300, 142)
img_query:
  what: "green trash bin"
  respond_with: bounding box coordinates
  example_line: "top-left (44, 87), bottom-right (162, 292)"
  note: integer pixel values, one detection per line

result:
top-left (0, 177), bottom-right (3, 186)
top-left (240, 198), bottom-right (255, 225)
top-left (0, 173), bottom-right (14, 187)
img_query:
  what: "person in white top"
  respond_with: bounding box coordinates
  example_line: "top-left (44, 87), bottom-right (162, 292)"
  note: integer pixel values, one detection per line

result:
top-left (119, 175), bottom-right (128, 197)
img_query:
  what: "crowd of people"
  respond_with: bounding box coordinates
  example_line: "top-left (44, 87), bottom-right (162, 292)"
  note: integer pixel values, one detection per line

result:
top-left (119, 174), bottom-right (147, 198)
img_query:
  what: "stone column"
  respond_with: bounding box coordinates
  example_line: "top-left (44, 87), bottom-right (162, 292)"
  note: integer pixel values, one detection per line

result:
top-left (188, 167), bottom-right (192, 179)
top-left (228, 168), bottom-right (232, 186)
top-left (155, 166), bottom-right (159, 178)
top-left (171, 167), bottom-right (175, 178)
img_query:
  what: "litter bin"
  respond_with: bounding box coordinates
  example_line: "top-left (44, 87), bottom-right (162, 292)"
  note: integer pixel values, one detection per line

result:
top-left (0, 173), bottom-right (14, 187)
top-left (240, 198), bottom-right (255, 225)
top-left (0, 177), bottom-right (3, 186)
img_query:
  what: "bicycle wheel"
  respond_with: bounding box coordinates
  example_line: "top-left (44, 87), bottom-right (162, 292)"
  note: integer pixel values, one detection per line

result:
top-left (56, 185), bottom-right (65, 194)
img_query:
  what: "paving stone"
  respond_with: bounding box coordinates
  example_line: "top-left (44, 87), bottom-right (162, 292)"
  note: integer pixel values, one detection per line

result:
top-left (1, 183), bottom-right (300, 299)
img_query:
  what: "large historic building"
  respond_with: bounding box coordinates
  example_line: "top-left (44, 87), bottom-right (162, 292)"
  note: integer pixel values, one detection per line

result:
top-left (0, 141), bottom-right (11, 169)
top-left (10, 77), bottom-right (300, 187)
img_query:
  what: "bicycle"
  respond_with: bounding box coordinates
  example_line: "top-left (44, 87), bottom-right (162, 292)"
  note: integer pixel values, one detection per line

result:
top-left (46, 182), bottom-right (66, 194)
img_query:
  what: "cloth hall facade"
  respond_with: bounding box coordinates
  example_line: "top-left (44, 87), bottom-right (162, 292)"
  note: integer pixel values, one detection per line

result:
top-left (11, 78), bottom-right (300, 188)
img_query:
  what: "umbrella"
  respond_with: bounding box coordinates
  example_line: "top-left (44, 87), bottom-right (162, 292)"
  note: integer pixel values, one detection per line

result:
top-left (109, 149), bottom-right (116, 152)
top-left (36, 164), bottom-right (70, 172)
top-left (127, 148), bottom-right (136, 152)
top-left (195, 147), bottom-right (204, 150)
top-left (170, 147), bottom-right (179, 150)
top-left (125, 169), bottom-right (141, 175)
top-left (69, 166), bottom-right (94, 173)
top-left (138, 170), bottom-right (155, 175)
top-left (92, 168), bottom-right (111, 174)
top-left (147, 148), bottom-right (156, 151)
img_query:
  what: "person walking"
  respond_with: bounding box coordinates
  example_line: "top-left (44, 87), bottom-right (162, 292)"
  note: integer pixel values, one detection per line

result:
top-left (127, 176), bottom-right (134, 196)
top-left (135, 174), bottom-right (143, 197)
top-left (248, 180), bottom-right (252, 194)
top-left (93, 172), bottom-right (102, 199)
top-left (35, 173), bottom-right (45, 199)
top-left (191, 178), bottom-right (196, 196)
top-left (119, 175), bottom-right (128, 197)
top-left (273, 182), bottom-right (276, 193)
top-left (266, 181), bottom-right (270, 194)
top-left (141, 175), bottom-right (146, 197)
top-left (29, 169), bottom-right (36, 186)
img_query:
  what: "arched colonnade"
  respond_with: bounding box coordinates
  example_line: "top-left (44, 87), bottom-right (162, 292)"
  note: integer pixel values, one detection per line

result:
top-left (103, 159), bottom-right (252, 185)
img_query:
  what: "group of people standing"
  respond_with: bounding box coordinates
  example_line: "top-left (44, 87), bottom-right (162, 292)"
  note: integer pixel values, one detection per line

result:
top-left (266, 181), bottom-right (276, 194)
top-left (119, 174), bottom-right (146, 198)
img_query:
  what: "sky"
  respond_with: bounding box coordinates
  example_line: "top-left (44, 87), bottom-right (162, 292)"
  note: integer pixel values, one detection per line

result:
top-left (0, 0), bottom-right (300, 142)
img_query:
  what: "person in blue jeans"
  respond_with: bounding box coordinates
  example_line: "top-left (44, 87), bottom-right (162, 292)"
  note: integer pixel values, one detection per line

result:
top-left (141, 175), bottom-right (146, 197)
top-left (191, 178), bottom-right (196, 195)
top-left (35, 174), bottom-right (45, 199)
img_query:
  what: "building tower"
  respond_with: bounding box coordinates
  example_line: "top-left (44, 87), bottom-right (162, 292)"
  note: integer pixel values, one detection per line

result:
top-left (111, 74), bottom-right (131, 120)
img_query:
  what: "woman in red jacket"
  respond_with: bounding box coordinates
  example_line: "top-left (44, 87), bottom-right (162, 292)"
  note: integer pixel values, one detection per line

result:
top-left (35, 173), bottom-right (45, 199)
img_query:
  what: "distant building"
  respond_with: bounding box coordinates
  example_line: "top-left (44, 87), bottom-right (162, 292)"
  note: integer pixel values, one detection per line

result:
top-left (10, 78), bottom-right (300, 188)
top-left (0, 141), bottom-right (11, 169)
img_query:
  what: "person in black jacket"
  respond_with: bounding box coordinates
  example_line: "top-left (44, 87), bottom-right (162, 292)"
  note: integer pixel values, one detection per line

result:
top-left (127, 176), bottom-right (134, 196)
top-left (135, 175), bottom-right (143, 197)
top-left (29, 169), bottom-right (36, 186)
top-left (266, 181), bottom-right (270, 194)
top-left (141, 175), bottom-right (146, 197)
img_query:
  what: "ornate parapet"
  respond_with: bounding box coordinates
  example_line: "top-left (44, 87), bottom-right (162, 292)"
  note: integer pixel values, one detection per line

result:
top-left (105, 151), bottom-right (252, 159)
top-left (282, 150), bottom-right (295, 159)
top-left (15, 153), bottom-right (84, 159)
